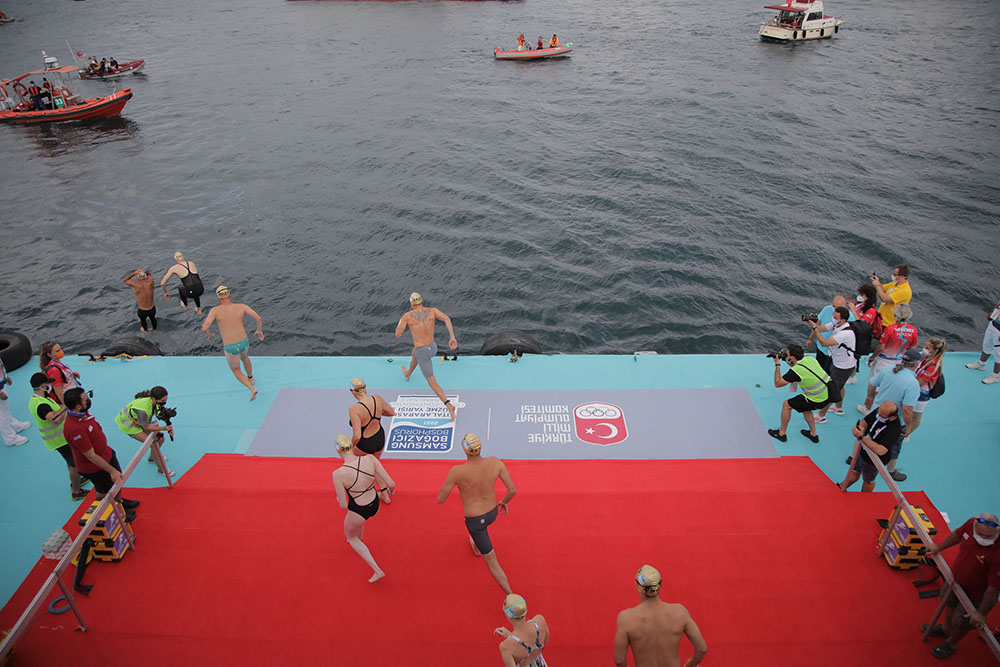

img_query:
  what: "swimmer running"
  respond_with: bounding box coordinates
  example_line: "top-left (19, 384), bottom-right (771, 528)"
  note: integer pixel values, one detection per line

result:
top-left (437, 433), bottom-right (516, 594)
top-left (614, 565), bottom-right (708, 667)
top-left (201, 285), bottom-right (263, 401)
top-left (347, 377), bottom-right (395, 503)
top-left (494, 593), bottom-right (550, 666)
top-left (395, 291), bottom-right (458, 420)
top-left (332, 434), bottom-right (395, 582)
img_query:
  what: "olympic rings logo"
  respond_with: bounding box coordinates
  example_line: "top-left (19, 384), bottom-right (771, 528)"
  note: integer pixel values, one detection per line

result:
top-left (575, 405), bottom-right (620, 418)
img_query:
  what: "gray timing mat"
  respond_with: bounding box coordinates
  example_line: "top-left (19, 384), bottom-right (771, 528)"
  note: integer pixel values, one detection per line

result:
top-left (246, 387), bottom-right (778, 460)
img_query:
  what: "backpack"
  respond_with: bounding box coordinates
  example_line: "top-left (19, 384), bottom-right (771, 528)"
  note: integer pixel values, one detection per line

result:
top-left (928, 372), bottom-right (945, 399)
top-left (845, 320), bottom-right (874, 357)
top-left (870, 310), bottom-right (884, 339)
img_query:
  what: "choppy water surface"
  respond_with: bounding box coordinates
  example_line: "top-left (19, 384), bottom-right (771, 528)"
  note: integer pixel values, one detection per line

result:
top-left (1, 0), bottom-right (998, 357)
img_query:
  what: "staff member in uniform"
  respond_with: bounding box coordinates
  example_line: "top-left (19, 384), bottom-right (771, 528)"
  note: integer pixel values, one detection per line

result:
top-left (63, 388), bottom-right (140, 517)
top-left (29, 373), bottom-right (90, 500)
top-left (115, 386), bottom-right (174, 477)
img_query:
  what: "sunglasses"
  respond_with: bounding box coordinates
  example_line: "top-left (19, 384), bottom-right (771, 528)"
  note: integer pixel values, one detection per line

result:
top-left (976, 517), bottom-right (1000, 529)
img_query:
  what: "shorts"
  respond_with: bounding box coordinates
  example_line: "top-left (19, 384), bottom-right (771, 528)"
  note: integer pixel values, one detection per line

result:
top-left (55, 444), bottom-right (76, 467)
top-left (465, 505), bottom-right (499, 555)
top-left (223, 337), bottom-right (249, 355)
top-left (852, 449), bottom-right (883, 484)
top-left (80, 451), bottom-right (122, 495)
top-left (982, 321), bottom-right (1000, 363)
top-left (788, 393), bottom-right (828, 413)
top-left (414, 342), bottom-right (438, 379)
top-left (829, 365), bottom-right (853, 393)
top-left (870, 355), bottom-right (898, 379)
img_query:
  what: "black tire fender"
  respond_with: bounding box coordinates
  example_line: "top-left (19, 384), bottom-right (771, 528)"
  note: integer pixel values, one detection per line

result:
top-left (480, 331), bottom-right (542, 356)
top-left (0, 331), bottom-right (32, 371)
top-left (101, 336), bottom-right (163, 357)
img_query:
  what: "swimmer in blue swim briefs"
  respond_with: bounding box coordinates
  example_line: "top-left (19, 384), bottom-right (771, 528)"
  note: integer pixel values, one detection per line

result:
top-left (201, 285), bottom-right (264, 401)
top-left (437, 433), bottom-right (517, 594)
top-left (395, 291), bottom-right (459, 420)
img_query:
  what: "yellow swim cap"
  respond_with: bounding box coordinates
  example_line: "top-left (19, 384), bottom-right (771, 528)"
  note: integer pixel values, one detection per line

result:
top-left (335, 434), bottom-right (353, 452)
top-left (216, 285), bottom-right (230, 298)
top-left (503, 594), bottom-right (527, 619)
top-left (409, 292), bottom-right (423, 305)
top-left (636, 565), bottom-right (661, 595)
top-left (462, 433), bottom-right (482, 454)
top-left (350, 378), bottom-right (366, 393)
top-left (174, 251), bottom-right (185, 261)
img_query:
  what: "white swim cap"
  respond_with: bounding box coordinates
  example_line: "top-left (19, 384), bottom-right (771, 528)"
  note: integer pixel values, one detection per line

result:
top-left (462, 433), bottom-right (482, 454)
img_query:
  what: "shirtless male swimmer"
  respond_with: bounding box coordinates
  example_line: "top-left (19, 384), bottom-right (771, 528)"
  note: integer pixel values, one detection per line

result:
top-left (614, 565), bottom-right (707, 667)
top-left (201, 285), bottom-right (263, 401)
top-left (395, 291), bottom-right (458, 420)
top-left (437, 433), bottom-right (516, 594)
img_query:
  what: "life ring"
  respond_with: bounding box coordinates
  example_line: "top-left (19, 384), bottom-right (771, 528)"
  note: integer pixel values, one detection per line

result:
top-left (12, 81), bottom-right (28, 98)
top-left (101, 336), bottom-right (163, 357)
top-left (480, 331), bottom-right (542, 356)
top-left (0, 331), bottom-right (32, 371)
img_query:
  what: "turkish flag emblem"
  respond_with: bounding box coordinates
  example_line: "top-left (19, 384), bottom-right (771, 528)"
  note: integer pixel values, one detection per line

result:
top-left (574, 402), bottom-right (628, 446)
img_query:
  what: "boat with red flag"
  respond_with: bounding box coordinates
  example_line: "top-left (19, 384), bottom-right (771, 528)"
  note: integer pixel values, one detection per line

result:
top-left (759, 0), bottom-right (844, 43)
top-left (0, 53), bottom-right (132, 124)
top-left (75, 52), bottom-right (145, 80)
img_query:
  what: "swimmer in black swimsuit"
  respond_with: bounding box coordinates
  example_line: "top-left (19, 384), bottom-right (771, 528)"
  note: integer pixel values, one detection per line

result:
top-left (347, 378), bottom-right (396, 502)
top-left (160, 251), bottom-right (205, 314)
top-left (332, 434), bottom-right (395, 582)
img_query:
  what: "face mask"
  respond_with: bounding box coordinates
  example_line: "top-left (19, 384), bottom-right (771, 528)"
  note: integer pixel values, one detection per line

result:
top-left (922, 349), bottom-right (932, 357)
top-left (855, 295), bottom-right (865, 303)
top-left (974, 533), bottom-right (998, 547)
top-left (53, 349), bottom-right (65, 360)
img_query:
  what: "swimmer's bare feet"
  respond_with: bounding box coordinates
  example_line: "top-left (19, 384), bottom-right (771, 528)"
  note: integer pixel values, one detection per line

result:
top-left (180, 302), bottom-right (189, 311)
top-left (400, 364), bottom-right (412, 381)
top-left (249, 388), bottom-right (258, 402)
top-left (195, 307), bottom-right (202, 315)
top-left (369, 569), bottom-right (385, 583)
top-left (140, 327), bottom-right (148, 333)
top-left (470, 536), bottom-right (482, 557)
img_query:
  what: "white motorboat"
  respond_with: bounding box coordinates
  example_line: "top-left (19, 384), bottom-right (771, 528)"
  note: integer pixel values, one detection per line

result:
top-left (759, 1), bottom-right (844, 43)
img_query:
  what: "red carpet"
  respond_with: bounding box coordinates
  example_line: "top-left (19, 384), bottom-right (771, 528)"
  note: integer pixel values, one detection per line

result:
top-left (1, 455), bottom-right (994, 666)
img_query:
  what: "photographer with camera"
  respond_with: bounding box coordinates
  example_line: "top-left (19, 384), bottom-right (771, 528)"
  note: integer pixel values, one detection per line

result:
top-left (807, 306), bottom-right (856, 421)
top-left (767, 344), bottom-right (833, 443)
top-left (114, 386), bottom-right (175, 477)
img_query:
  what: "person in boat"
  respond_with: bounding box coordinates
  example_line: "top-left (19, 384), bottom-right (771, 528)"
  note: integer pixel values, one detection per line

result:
top-left (494, 594), bottom-right (549, 667)
top-left (347, 377), bottom-right (395, 503)
top-left (537, 36), bottom-right (544, 50)
top-left (109, 57), bottom-right (119, 70)
top-left (27, 80), bottom-right (44, 111)
top-left (160, 251), bottom-right (205, 314)
top-left (88, 56), bottom-right (99, 74)
top-left (99, 58), bottom-right (108, 75)
top-left (332, 433), bottom-right (395, 583)
top-left (517, 33), bottom-right (525, 50)
top-left (550, 34), bottom-right (559, 47)
top-left (0, 11), bottom-right (7, 19)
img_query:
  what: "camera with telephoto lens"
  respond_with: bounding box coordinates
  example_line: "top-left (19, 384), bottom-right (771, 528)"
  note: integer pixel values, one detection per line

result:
top-left (154, 404), bottom-right (178, 440)
top-left (801, 313), bottom-right (819, 323)
top-left (766, 349), bottom-right (789, 361)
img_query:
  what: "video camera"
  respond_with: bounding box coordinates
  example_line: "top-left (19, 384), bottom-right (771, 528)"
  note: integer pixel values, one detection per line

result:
top-left (154, 403), bottom-right (178, 441)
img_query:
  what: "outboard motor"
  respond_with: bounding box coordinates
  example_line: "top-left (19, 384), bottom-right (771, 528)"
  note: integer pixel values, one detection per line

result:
top-left (41, 51), bottom-right (61, 70)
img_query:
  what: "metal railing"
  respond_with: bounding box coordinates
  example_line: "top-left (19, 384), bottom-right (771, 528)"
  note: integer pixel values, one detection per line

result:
top-left (0, 431), bottom-right (172, 663)
top-left (841, 438), bottom-right (1000, 662)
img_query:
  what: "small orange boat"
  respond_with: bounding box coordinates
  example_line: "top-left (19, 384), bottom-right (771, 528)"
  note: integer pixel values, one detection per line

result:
top-left (0, 62), bottom-right (132, 124)
top-left (494, 43), bottom-right (573, 60)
